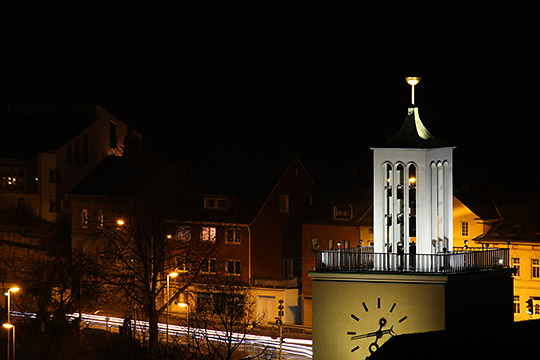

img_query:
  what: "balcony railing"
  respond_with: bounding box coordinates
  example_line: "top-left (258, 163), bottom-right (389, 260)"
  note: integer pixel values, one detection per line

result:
top-left (316, 247), bottom-right (508, 274)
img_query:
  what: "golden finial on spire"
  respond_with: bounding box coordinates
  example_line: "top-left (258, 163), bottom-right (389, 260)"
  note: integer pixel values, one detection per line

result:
top-left (405, 77), bottom-right (421, 105)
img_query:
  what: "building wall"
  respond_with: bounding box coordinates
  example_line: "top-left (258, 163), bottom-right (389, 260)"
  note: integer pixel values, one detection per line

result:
top-left (251, 158), bottom-right (317, 280)
top-left (507, 244), bottom-right (540, 321)
top-left (301, 223), bottom-right (372, 325)
top-left (452, 197), bottom-right (487, 249)
top-left (310, 270), bottom-right (512, 360)
top-left (310, 272), bottom-right (446, 360)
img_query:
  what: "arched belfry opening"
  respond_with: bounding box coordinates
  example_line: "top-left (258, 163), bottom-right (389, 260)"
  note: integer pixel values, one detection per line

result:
top-left (372, 77), bottom-right (455, 261)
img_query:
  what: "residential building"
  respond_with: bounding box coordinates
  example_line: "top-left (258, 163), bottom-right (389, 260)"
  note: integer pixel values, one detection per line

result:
top-left (69, 154), bottom-right (318, 325)
top-left (474, 192), bottom-right (540, 321)
top-left (0, 103), bottom-right (134, 222)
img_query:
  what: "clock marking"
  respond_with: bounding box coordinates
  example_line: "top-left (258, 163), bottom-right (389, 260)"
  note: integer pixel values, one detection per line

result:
top-left (362, 302), bottom-right (369, 312)
top-left (348, 299), bottom-right (407, 355)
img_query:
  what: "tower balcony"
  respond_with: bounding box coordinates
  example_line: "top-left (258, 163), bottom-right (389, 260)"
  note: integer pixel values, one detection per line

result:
top-left (315, 247), bottom-right (508, 274)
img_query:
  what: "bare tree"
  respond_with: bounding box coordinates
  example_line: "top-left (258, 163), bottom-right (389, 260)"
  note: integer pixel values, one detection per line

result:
top-left (187, 276), bottom-right (268, 360)
top-left (77, 158), bottom-right (221, 354)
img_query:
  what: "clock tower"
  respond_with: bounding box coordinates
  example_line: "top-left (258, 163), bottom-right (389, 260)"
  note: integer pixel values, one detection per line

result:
top-left (372, 77), bottom-right (454, 263)
top-left (309, 78), bottom-right (513, 360)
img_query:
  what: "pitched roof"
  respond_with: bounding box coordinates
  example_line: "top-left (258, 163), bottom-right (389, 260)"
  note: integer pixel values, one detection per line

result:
top-left (477, 192), bottom-right (540, 243)
top-left (375, 106), bottom-right (449, 149)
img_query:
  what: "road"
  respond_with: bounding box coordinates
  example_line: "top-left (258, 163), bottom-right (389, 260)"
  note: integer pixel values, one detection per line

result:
top-left (12, 311), bottom-right (313, 359)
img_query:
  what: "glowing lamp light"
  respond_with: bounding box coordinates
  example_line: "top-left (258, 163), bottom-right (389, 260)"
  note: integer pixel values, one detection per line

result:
top-left (8, 287), bottom-right (20, 293)
top-left (409, 177), bottom-right (416, 184)
top-left (169, 272), bottom-right (179, 278)
top-left (2, 323), bottom-right (13, 329)
top-left (177, 302), bottom-right (188, 308)
top-left (405, 76), bottom-right (421, 86)
top-left (116, 219), bottom-right (125, 226)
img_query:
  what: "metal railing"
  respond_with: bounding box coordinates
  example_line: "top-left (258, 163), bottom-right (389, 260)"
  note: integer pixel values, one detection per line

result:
top-left (316, 247), bottom-right (508, 274)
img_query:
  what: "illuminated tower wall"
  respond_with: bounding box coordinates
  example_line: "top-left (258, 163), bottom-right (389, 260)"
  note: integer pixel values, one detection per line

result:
top-left (372, 106), bottom-right (454, 256)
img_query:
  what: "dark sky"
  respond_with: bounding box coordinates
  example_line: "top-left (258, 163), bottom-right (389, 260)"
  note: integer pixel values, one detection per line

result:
top-left (1, 3), bottom-right (539, 189)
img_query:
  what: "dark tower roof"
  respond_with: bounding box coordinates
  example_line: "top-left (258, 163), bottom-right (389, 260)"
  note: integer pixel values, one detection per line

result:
top-left (376, 106), bottom-right (449, 149)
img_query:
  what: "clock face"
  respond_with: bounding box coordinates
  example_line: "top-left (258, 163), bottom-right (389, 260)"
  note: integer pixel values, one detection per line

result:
top-left (347, 297), bottom-right (408, 355)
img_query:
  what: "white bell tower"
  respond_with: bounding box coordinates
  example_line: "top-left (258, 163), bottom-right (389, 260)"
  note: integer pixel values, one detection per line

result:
top-left (372, 77), bottom-right (455, 257)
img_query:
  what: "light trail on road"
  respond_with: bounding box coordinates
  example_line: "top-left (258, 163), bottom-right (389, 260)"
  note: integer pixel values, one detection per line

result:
top-left (11, 311), bottom-right (313, 358)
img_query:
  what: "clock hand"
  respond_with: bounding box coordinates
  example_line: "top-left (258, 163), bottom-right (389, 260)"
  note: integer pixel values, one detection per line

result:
top-left (350, 327), bottom-right (394, 341)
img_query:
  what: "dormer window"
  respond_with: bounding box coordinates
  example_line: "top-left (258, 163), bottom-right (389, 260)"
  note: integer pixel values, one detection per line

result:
top-left (204, 196), bottom-right (228, 209)
top-left (333, 204), bottom-right (352, 220)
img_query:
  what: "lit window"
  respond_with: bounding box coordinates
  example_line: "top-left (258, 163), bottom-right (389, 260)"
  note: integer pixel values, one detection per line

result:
top-left (311, 238), bottom-right (319, 251)
top-left (226, 228), bottom-right (241, 244)
top-left (176, 226), bottom-right (192, 241)
top-left (532, 259), bottom-right (540, 279)
top-left (226, 260), bottom-right (241, 275)
top-left (82, 209), bottom-right (89, 228)
top-left (512, 258), bottom-right (520, 277)
top-left (344, 239), bottom-right (350, 248)
top-left (514, 296), bottom-right (520, 314)
top-left (201, 227), bottom-right (216, 242)
top-left (461, 222), bottom-right (469, 237)
top-left (328, 239), bottom-right (334, 250)
top-left (279, 194), bottom-right (289, 213)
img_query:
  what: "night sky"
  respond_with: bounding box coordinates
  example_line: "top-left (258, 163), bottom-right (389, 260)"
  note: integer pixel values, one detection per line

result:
top-left (1, 3), bottom-right (539, 189)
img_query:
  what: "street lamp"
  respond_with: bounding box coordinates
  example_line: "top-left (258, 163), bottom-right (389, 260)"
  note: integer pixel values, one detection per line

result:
top-left (177, 301), bottom-right (190, 353)
top-left (166, 271), bottom-right (179, 358)
top-left (5, 287), bottom-right (19, 360)
top-left (3, 323), bottom-right (14, 360)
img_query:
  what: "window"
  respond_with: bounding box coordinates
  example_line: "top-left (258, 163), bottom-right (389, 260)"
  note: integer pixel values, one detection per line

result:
top-left (226, 228), bottom-right (241, 244)
top-left (75, 140), bottom-right (81, 164)
top-left (328, 239), bottom-right (334, 250)
top-left (81, 209), bottom-right (89, 228)
top-left (203, 258), bottom-right (216, 274)
top-left (82, 133), bottom-right (88, 164)
top-left (201, 227), bottom-right (216, 242)
top-left (97, 209), bottom-right (104, 229)
top-left (461, 222), bottom-right (469, 237)
top-left (226, 260), bottom-right (241, 275)
top-left (536, 304), bottom-right (540, 315)
top-left (67, 146), bottom-right (72, 164)
top-left (279, 194), bottom-right (289, 213)
top-left (344, 239), bottom-right (350, 248)
top-left (283, 258), bottom-right (293, 278)
top-left (175, 257), bottom-right (191, 272)
top-left (532, 259), bottom-right (540, 279)
top-left (509, 226), bottom-right (521, 235)
top-left (512, 258), bottom-right (520, 277)
top-left (176, 226), bottom-right (192, 241)
top-left (49, 169), bottom-right (62, 183)
top-left (110, 122), bottom-right (118, 148)
top-left (311, 238), bottom-right (319, 251)
top-left (333, 204), bottom-right (352, 220)
top-left (204, 196), bottom-right (227, 209)
top-left (514, 296), bottom-right (520, 314)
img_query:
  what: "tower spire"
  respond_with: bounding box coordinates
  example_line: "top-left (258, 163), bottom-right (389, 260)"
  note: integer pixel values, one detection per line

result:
top-left (405, 76), bottom-right (421, 105)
